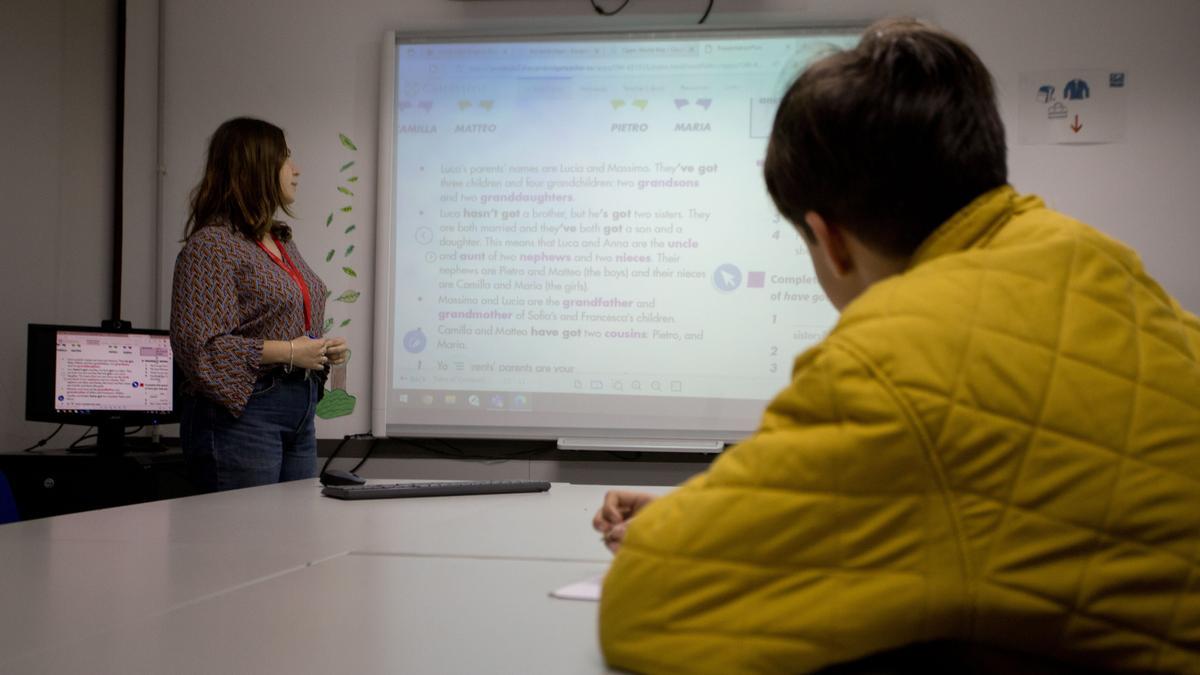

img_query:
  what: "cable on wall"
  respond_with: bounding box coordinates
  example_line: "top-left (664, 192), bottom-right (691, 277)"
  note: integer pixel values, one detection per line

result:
top-left (590, 0), bottom-right (631, 17)
top-left (590, 1), bottom-right (716, 25)
top-left (21, 424), bottom-right (64, 453)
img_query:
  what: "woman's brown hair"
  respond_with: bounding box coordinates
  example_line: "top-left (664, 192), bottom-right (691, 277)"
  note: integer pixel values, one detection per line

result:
top-left (184, 117), bottom-right (294, 242)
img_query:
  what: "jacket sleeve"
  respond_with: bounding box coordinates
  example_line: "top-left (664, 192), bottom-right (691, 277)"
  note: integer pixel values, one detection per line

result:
top-left (599, 342), bottom-right (970, 674)
top-left (170, 237), bottom-right (263, 416)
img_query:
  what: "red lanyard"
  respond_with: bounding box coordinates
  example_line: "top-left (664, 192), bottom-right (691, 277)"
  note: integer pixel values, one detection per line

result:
top-left (256, 236), bottom-right (313, 332)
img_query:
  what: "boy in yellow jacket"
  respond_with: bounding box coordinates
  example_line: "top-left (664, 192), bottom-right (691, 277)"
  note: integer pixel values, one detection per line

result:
top-left (595, 18), bottom-right (1200, 674)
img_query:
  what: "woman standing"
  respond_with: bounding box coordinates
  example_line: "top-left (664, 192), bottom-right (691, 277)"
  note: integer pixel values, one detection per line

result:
top-left (171, 117), bottom-right (348, 491)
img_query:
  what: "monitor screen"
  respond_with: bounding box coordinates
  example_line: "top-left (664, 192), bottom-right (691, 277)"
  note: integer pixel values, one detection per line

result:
top-left (52, 330), bottom-right (173, 415)
top-left (26, 324), bottom-right (179, 451)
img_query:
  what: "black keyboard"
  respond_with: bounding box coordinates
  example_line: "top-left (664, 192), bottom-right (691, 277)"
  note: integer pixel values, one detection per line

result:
top-left (321, 480), bottom-right (551, 500)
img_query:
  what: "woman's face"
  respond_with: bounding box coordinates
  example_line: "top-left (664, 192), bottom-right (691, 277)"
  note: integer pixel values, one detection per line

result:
top-left (279, 150), bottom-right (299, 205)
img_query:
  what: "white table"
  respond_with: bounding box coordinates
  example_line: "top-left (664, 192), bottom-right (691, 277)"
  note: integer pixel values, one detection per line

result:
top-left (0, 480), bottom-right (672, 674)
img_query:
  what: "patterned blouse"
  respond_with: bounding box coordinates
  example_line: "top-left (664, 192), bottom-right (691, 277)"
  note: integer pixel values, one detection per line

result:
top-left (170, 223), bottom-right (327, 417)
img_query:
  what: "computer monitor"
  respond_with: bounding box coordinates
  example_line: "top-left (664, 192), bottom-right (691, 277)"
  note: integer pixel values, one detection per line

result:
top-left (25, 324), bottom-right (180, 453)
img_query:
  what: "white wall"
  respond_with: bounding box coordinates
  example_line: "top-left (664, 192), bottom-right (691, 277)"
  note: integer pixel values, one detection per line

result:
top-left (0, 0), bottom-right (117, 451)
top-left (4, 0), bottom-right (1198, 448)
top-left (156, 0), bottom-right (1200, 439)
top-left (121, 0), bottom-right (162, 329)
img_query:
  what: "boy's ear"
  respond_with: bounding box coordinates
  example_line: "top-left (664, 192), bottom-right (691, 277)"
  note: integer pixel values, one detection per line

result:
top-left (803, 211), bottom-right (854, 276)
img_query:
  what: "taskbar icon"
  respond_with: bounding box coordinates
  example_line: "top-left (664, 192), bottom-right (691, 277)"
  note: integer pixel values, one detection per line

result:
top-left (396, 390), bottom-right (531, 411)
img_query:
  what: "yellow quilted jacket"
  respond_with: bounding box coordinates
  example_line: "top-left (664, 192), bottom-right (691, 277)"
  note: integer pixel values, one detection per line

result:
top-left (600, 186), bottom-right (1200, 673)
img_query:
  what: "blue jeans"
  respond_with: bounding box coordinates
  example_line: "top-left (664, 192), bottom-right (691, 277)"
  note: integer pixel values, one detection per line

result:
top-left (180, 370), bottom-right (318, 492)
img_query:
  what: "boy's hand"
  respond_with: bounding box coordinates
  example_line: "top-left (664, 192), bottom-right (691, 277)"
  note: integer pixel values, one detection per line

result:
top-left (592, 490), bottom-right (657, 553)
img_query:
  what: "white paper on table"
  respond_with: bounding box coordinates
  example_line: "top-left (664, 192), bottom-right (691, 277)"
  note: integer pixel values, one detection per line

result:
top-left (550, 573), bottom-right (604, 601)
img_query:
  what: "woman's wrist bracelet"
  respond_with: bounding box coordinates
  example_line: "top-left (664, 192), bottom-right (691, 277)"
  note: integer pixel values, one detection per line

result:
top-left (285, 339), bottom-right (295, 373)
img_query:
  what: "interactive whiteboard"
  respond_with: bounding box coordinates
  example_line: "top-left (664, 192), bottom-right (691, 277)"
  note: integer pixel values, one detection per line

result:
top-left (373, 26), bottom-right (859, 445)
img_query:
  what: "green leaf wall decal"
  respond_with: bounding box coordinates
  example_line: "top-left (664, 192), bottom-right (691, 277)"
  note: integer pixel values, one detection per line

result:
top-left (340, 319), bottom-right (352, 328)
top-left (347, 176), bottom-right (359, 183)
top-left (340, 206), bottom-right (352, 213)
top-left (344, 244), bottom-right (355, 257)
top-left (325, 213), bottom-right (333, 227)
top-left (337, 186), bottom-right (354, 196)
top-left (340, 160), bottom-right (355, 172)
top-left (325, 249), bottom-right (335, 262)
top-left (343, 267), bottom-right (357, 278)
top-left (345, 224), bottom-right (356, 234)
top-left (316, 388), bottom-right (357, 419)
top-left (338, 133), bottom-right (358, 151)
top-left (335, 290), bottom-right (361, 303)
top-left (323, 318), bottom-right (334, 333)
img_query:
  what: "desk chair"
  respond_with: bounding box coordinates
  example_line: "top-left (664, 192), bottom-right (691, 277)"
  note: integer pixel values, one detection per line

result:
top-left (0, 470), bottom-right (19, 524)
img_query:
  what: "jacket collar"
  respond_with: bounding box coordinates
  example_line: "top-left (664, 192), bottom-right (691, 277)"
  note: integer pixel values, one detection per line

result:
top-left (907, 185), bottom-right (1040, 269)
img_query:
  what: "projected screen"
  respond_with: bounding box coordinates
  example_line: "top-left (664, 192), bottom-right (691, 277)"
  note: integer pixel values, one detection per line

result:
top-left (379, 28), bottom-right (858, 441)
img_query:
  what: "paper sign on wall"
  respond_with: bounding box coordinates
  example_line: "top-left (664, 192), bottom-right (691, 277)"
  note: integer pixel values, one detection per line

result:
top-left (1017, 69), bottom-right (1127, 144)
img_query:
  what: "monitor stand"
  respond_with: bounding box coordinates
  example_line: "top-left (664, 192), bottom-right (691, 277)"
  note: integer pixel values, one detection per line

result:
top-left (66, 425), bottom-right (164, 455)
top-left (94, 422), bottom-right (128, 455)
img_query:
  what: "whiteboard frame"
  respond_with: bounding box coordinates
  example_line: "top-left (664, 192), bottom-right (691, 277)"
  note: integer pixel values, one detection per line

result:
top-left (372, 24), bottom-right (864, 442)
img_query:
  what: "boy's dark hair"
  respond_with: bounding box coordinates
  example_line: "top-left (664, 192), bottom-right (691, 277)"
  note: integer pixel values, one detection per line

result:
top-left (763, 18), bottom-right (1008, 257)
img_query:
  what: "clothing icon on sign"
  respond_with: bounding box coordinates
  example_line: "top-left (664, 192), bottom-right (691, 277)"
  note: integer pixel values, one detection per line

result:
top-left (1063, 79), bottom-right (1090, 100)
top-left (1047, 102), bottom-right (1068, 119)
top-left (1036, 85), bottom-right (1055, 103)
